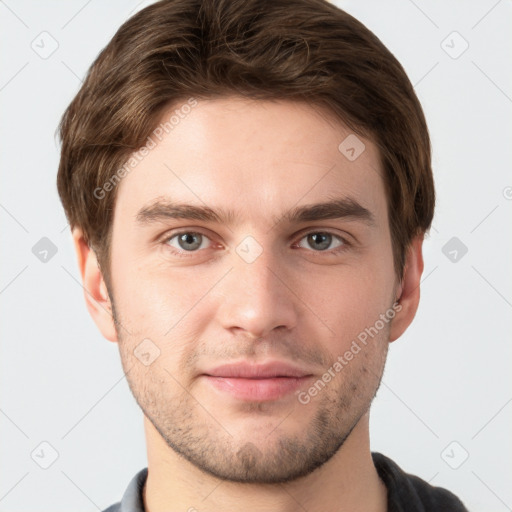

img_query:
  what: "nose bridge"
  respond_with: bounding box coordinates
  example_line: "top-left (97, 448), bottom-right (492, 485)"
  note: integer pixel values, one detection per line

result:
top-left (234, 250), bottom-right (279, 301)
top-left (216, 239), bottom-right (298, 338)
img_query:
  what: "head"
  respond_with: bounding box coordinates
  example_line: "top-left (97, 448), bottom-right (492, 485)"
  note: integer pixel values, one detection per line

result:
top-left (58, 0), bottom-right (434, 484)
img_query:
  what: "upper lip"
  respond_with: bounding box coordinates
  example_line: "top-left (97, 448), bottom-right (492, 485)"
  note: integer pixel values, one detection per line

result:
top-left (203, 361), bottom-right (313, 379)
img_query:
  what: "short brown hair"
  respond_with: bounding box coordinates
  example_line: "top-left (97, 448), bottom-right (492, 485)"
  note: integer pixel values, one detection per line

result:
top-left (57, 0), bottom-right (434, 291)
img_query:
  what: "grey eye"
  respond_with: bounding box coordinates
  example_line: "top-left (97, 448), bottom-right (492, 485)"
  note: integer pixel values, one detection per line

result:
top-left (167, 232), bottom-right (209, 252)
top-left (298, 232), bottom-right (344, 251)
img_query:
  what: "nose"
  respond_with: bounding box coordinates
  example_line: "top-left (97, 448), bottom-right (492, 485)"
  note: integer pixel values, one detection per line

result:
top-left (215, 246), bottom-right (300, 340)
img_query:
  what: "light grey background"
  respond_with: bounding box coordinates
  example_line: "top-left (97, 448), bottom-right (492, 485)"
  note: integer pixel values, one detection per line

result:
top-left (1, 1), bottom-right (511, 510)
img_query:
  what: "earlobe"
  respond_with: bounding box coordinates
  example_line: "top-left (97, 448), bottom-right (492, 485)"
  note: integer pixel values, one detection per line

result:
top-left (72, 228), bottom-right (118, 343)
top-left (389, 235), bottom-right (425, 343)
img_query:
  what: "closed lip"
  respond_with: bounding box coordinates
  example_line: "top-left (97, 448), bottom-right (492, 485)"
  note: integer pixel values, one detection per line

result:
top-left (202, 360), bottom-right (313, 379)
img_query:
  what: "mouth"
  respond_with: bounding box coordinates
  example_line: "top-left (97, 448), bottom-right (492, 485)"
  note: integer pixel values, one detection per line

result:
top-left (201, 361), bottom-right (314, 401)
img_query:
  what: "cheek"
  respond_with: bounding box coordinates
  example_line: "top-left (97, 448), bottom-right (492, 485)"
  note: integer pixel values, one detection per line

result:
top-left (310, 265), bottom-right (395, 347)
top-left (112, 260), bottom-right (219, 344)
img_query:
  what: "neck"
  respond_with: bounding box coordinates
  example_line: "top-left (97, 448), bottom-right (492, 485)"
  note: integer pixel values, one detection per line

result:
top-left (143, 413), bottom-right (387, 512)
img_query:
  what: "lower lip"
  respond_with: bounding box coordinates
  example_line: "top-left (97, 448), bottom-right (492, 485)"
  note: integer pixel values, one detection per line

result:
top-left (203, 375), bottom-right (312, 401)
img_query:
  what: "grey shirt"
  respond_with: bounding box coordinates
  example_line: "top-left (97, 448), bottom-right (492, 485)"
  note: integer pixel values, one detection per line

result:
top-left (102, 452), bottom-right (468, 511)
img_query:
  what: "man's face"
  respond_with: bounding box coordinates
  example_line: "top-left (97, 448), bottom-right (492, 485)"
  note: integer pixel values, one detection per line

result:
top-left (108, 97), bottom-right (399, 483)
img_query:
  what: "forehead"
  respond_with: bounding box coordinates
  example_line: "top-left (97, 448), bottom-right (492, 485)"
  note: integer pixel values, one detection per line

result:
top-left (114, 97), bottom-right (387, 227)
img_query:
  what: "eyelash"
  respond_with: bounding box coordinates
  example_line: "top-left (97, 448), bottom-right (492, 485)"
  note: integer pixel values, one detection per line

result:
top-left (160, 230), bottom-right (352, 258)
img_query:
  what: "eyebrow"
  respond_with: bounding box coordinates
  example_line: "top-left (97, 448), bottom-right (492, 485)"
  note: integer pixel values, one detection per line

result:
top-left (135, 197), bottom-right (376, 228)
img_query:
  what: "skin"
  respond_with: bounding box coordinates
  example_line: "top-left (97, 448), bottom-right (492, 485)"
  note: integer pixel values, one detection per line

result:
top-left (73, 97), bottom-right (424, 512)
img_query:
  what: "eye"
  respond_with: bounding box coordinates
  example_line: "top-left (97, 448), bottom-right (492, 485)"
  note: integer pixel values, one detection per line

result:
top-left (297, 232), bottom-right (347, 252)
top-left (161, 229), bottom-right (349, 258)
top-left (165, 231), bottom-right (212, 252)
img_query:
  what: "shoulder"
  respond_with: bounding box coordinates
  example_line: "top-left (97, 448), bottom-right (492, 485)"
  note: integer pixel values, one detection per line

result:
top-left (371, 452), bottom-right (469, 512)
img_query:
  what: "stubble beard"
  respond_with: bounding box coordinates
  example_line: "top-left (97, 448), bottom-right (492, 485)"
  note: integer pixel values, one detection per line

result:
top-left (112, 314), bottom-right (388, 484)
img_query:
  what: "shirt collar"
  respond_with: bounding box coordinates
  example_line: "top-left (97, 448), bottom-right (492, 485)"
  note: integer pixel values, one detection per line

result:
top-left (119, 467), bottom-right (148, 512)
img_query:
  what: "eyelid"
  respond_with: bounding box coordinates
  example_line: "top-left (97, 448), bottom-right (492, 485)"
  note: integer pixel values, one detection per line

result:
top-left (294, 226), bottom-right (353, 244)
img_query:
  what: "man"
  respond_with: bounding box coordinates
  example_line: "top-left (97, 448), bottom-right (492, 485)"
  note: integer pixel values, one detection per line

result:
top-left (57, 0), bottom-right (468, 510)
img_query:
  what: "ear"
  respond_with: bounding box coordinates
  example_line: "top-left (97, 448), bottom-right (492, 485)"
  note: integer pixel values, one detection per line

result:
top-left (72, 227), bottom-right (118, 342)
top-left (389, 234), bottom-right (425, 343)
